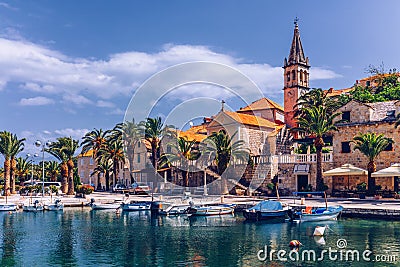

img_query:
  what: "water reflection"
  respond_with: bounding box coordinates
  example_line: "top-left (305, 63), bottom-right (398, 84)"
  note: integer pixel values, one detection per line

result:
top-left (0, 210), bottom-right (398, 266)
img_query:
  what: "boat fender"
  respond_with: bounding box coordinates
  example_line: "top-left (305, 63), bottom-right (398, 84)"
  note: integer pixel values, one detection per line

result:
top-left (289, 240), bottom-right (302, 248)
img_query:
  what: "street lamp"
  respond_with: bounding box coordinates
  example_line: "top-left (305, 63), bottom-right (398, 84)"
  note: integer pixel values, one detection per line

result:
top-left (35, 140), bottom-right (52, 198)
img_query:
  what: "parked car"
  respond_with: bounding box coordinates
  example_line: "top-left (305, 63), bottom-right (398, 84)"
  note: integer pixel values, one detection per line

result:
top-left (130, 182), bottom-right (151, 195)
top-left (113, 184), bottom-right (127, 193)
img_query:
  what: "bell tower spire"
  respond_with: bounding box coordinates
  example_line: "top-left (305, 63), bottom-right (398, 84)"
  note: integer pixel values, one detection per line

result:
top-left (283, 19), bottom-right (310, 128)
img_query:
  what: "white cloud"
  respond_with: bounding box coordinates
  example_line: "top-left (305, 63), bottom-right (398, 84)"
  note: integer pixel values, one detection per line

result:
top-left (53, 128), bottom-right (89, 140)
top-left (0, 37), bottom-right (341, 106)
top-left (96, 100), bottom-right (115, 108)
top-left (62, 94), bottom-right (92, 105)
top-left (18, 96), bottom-right (54, 106)
top-left (107, 108), bottom-right (125, 115)
top-left (20, 128), bottom-right (89, 156)
top-left (310, 68), bottom-right (342, 80)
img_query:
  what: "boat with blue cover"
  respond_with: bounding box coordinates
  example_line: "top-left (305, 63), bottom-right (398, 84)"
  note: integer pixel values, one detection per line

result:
top-left (243, 200), bottom-right (289, 221)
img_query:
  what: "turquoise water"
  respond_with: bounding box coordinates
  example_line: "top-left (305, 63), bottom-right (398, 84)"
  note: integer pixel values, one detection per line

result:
top-left (0, 209), bottom-right (399, 266)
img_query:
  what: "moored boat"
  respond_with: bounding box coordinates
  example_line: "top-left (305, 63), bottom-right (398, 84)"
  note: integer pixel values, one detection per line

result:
top-left (120, 201), bottom-right (151, 211)
top-left (91, 203), bottom-right (121, 210)
top-left (187, 204), bottom-right (235, 216)
top-left (243, 200), bottom-right (289, 221)
top-left (45, 199), bottom-right (64, 211)
top-left (288, 205), bottom-right (343, 222)
top-left (0, 203), bottom-right (18, 211)
top-left (23, 200), bottom-right (44, 212)
top-left (158, 203), bottom-right (190, 215)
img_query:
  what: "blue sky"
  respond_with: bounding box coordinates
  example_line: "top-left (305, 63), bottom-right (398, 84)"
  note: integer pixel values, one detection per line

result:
top-left (0, 0), bottom-right (399, 155)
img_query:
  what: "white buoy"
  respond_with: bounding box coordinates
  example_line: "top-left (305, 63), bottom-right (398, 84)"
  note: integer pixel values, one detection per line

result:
top-left (313, 226), bottom-right (326, 236)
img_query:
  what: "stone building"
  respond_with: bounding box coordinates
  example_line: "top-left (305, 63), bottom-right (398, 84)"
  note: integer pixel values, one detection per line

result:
top-left (330, 100), bottom-right (400, 190)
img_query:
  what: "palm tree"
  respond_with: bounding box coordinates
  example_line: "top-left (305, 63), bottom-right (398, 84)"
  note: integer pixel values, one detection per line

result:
top-left (81, 128), bottom-right (109, 189)
top-left (45, 161), bottom-right (60, 182)
top-left (0, 132), bottom-right (25, 195)
top-left (203, 131), bottom-right (249, 194)
top-left (91, 158), bottom-right (113, 191)
top-left (10, 134), bottom-right (25, 193)
top-left (98, 138), bottom-right (125, 189)
top-left (46, 143), bottom-right (69, 193)
top-left (160, 137), bottom-right (200, 187)
top-left (352, 132), bottom-right (393, 194)
top-left (292, 106), bottom-right (341, 191)
top-left (60, 137), bottom-right (79, 195)
top-left (143, 117), bottom-right (164, 172)
top-left (15, 157), bottom-right (31, 186)
top-left (295, 88), bottom-right (342, 117)
top-left (121, 119), bottom-right (143, 183)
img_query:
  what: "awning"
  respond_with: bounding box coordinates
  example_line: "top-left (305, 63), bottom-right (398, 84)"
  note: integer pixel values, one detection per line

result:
top-left (323, 164), bottom-right (367, 176)
top-left (372, 163), bottom-right (400, 177)
top-left (294, 164), bottom-right (310, 175)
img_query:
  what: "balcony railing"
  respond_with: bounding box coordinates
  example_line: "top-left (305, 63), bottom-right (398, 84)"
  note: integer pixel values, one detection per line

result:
top-left (251, 152), bottom-right (333, 164)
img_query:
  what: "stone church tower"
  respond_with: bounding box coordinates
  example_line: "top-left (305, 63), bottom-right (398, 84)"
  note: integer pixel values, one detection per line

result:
top-left (283, 19), bottom-right (310, 128)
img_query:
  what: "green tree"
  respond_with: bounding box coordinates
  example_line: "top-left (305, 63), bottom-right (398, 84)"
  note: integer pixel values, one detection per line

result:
top-left (203, 131), bottom-right (249, 194)
top-left (121, 119), bottom-right (144, 183)
top-left (15, 157), bottom-right (31, 186)
top-left (352, 132), bottom-right (393, 194)
top-left (0, 132), bottom-right (25, 195)
top-left (9, 134), bottom-right (25, 193)
top-left (45, 161), bottom-right (60, 182)
top-left (98, 138), bottom-right (125, 189)
top-left (91, 158), bottom-right (113, 191)
top-left (81, 128), bottom-right (109, 189)
top-left (292, 106), bottom-right (340, 191)
top-left (143, 117), bottom-right (164, 172)
top-left (160, 136), bottom-right (200, 187)
top-left (46, 142), bottom-right (69, 194)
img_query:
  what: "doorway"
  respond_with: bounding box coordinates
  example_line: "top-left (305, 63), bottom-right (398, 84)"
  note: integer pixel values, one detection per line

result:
top-left (297, 175), bottom-right (309, 191)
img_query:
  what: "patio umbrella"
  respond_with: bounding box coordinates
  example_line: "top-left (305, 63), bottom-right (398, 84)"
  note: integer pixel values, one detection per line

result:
top-left (323, 164), bottom-right (368, 190)
top-left (371, 163), bottom-right (400, 177)
top-left (323, 164), bottom-right (368, 176)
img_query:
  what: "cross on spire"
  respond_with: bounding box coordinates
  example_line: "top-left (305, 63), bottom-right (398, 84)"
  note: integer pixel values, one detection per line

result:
top-left (221, 100), bottom-right (225, 111)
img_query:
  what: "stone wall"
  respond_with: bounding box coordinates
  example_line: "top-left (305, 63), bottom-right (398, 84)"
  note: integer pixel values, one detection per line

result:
top-left (332, 122), bottom-right (400, 171)
top-left (335, 101), bottom-right (372, 123)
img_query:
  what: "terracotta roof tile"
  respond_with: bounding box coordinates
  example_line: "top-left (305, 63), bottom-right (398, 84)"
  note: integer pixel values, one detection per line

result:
top-left (224, 111), bottom-right (278, 129)
top-left (238, 97), bottom-right (284, 112)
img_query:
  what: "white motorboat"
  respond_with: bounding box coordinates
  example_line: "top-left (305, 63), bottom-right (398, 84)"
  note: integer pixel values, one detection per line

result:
top-left (187, 204), bottom-right (235, 216)
top-left (288, 205), bottom-right (343, 222)
top-left (91, 203), bottom-right (121, 210)
top-left (45, 199), bottom-right (64, 211)
top-left (0, 203), bottom-right (18, 211)
top-left (23, 200), bottom-right (44, 212)
top-left (120, 201), bottom-right (151, 211)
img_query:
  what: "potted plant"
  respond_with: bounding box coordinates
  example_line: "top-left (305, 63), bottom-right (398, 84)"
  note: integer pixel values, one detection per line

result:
top-left (356, 182), bottom-right (367, 199)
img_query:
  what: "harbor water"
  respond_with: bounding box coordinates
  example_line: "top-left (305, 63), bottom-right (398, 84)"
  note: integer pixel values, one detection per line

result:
top-left (0, 208), bottom-right (399, 266)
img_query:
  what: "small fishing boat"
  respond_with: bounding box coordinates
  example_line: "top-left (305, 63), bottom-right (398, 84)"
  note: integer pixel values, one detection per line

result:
top-left (120, 201), bottom-right (151, 211)
top-left (187, 204), bottom-right (235, 216)
top-left (23, 200), bottom-right (44, 212)
top-left (158, 203), bottom-right (190, 215)
top-left (0, 203), bottom-right (18, 211)
top-left (288, 205), bottom-right (343, 222)
top-left (243, 200), bottom-right (289, 221)
top-left (45, 199), bottom-right (64, 211)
